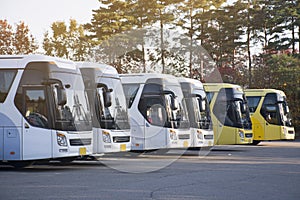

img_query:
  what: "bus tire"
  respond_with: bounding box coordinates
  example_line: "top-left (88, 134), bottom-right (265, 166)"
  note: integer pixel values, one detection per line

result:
top-left (252, 140), bottom-right (261, 145)
top-left (10, 161), bottom-right (33, 169)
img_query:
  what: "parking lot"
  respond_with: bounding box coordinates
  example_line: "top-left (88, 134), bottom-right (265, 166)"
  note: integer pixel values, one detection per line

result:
top-left (1, 141), bottom-right (300, 200)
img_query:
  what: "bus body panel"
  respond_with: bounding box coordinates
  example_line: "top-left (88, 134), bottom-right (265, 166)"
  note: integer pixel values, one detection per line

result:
top-left (95, 129), bottom-right (131, 152)
top-left (127, 85), bottom-right (146, 150)
top-left (22, 120), bottom-right (52, 160)
top-left (0, 128), bottom-right (3, 160)
top-left (245, 89), bottom-right (295, 142)
top-left (191, 129), bottom-right (214, 147)
top-left (199, 129), bottom-right (214, 147)
top-left (145, 122), bottom-right (168, 149)
top-left (175, 128), bottom-right (191, 148)
top-left (130, 114), bottom-right (146, 150)
top-left (3, 127), bottom-right (22, 160)
top-left (204, 83), bottom-right (253, 145)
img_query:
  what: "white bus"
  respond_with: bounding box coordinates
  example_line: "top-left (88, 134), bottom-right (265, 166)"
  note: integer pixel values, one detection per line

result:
top-left (77, 62), bottom-right (131, 154)
top-left (120, 73), bottom-right (191, 151)
top-left (0, 55), bottom-right (93, 167)
top-left (178, 78), bottom-right (214, 147)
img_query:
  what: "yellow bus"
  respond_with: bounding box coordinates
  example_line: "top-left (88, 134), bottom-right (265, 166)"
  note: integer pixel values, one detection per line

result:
top-left (245, 89), bottom-right (295, 145)
top-left (203, 83), bottom-right (253, 145)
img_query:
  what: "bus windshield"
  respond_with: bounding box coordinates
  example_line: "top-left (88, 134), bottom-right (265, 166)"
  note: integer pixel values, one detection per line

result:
top-left (261, 93), bottom-right (293, 127)
top-left (213, 88), bottom-right (251, 129)
top-left (54, 77), bottom-right (92, 132)
top-left (164, 85), bottom-right (190, 129)
top-left (95, 78), bottom-right (130, 130)
top-left (191, 91), bottom-right (211, 130)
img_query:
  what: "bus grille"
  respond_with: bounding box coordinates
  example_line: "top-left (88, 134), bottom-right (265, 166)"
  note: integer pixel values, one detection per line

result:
top-left (178, 134), bottom-right (190, 140)
top-left (113, 136), bottom-right (130, 143)
top-left (69, 138), bottom-right (92, 146)
top-left (204, 135), bottom-right (213, 140)
top-left (288, 130), bottom-right (294, 134)
top-left (245, 133), bottom-right (253, 138)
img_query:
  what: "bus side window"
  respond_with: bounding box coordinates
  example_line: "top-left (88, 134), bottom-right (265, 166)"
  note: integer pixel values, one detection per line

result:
top-left (247, 96), bottom-right (261, 113)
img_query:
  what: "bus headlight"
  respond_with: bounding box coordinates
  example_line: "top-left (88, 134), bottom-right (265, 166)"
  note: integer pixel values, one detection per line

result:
top-left (102, 131), bottom-right (111, 143)
top-left (169, 130), bottom-right (177, 140)
top-left (239, 130), bottom-right (245, 138)
top-left (197, 130), bottom-right (203, 140)
top-left (57, 132), bottom-right (68, 147)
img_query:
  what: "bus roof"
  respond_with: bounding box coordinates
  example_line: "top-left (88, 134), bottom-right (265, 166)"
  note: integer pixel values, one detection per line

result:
top-left (178, 77), bottom-right (204, 89)
top-left (244, 89), bottom-right (286, 97)
top-left (203, 83), bottom-right (243, 92)
top-left (0, 54), bottom-right (77, 71)
top-left (76, 62), bottom-right (119, 79)
top-left (120, 73), bottom-right (179, 85)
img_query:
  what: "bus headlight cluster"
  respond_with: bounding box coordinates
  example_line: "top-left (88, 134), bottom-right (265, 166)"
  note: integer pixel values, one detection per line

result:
top-left (197, 130), bottom-right (203, 140)
top-left (239, 130), bottom-right (245, 138)
top-left (57, 132), bottom-right (68, 147)
top-left (169, 130), bottom-right (177, 140)
top-left (102, 131), bottom-right (111, 143)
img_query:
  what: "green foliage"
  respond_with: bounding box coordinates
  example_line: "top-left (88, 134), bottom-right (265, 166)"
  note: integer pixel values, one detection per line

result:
top-left (252, 54), bottom-right (300, 131)
top-left (43, 19), bottom-right (91, 61)
top-left (85, 0), bottom-right (133, 42)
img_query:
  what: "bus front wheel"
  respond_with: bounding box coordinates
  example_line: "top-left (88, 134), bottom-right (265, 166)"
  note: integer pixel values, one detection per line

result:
top-left (252, 140), bottom-right (261, 145)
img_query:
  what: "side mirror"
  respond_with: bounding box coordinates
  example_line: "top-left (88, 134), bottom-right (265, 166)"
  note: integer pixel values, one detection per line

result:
top-left (240, 102), bottom-right (247, 114)
top-left (163, 90), bottom-right (178, 110)
top-left (103, 89), bottom-right (113, 108)
top-left (265, 105), bottom-right (277, 113)
top-left (199, 99), bottom-right (206, 112)
top-left (56, 86), bottom-right (67, 106)
top-left (43, 79), bottom-right (67, 106)
top-left (171, 96), bottom-right (179, 110)
top-left (285, 105), bottom-right (290, 115)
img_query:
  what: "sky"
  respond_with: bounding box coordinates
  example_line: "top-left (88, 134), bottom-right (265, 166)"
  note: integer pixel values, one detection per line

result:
top-left (0, 0), bottom-right (100, 45)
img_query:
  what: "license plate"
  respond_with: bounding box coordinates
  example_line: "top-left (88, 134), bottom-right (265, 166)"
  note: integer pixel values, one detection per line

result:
top-left (183, 141), bottom-right (189, 147)
top-left (120, 144), bottom-right (126, 151)
top-left (79, 147), bottom-right (86, 155)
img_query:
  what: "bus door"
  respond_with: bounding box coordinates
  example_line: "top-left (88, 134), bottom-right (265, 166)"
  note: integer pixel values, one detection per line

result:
top-left (144, 95), bottom-right (167, 149)
top-left (262, 104), bottom-right (281, 140)
top-left (22, 87), bottom-right (53, 160)
top-left (0, 127), bottom-right (3, 160)
top-left (212, 94), bottom-right (235, 144)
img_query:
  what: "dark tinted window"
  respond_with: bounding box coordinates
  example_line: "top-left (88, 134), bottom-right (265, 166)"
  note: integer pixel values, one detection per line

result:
top-left (206, 92), bottom-right (214, 104)
top-left (122, 84), bottom-right (140, 108)
top-left (0, 70), bottom-right (17, 103)
top-left (247, 96), bottom-right (261, 113)
top-left (138, 83), bottom-right (166, 127)
top-left (260, 93), bottom-right (282, 125)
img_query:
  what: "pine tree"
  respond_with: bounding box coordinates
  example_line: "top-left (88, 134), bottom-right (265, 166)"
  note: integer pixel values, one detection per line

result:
top-left (176, 0), bottom-right (226, 79)
top-left (155, 0), bottom-right (182, 73)
top-left (43, 19), bottom-right (91, 61)
top-left (127, 0), bottom-right (158, 72)
top-left (85, 0), bottom-right (134, 64)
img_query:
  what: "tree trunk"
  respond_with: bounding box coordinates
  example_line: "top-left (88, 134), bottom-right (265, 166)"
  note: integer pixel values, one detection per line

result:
top-left (160, 9), bottom-right (165, 74)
